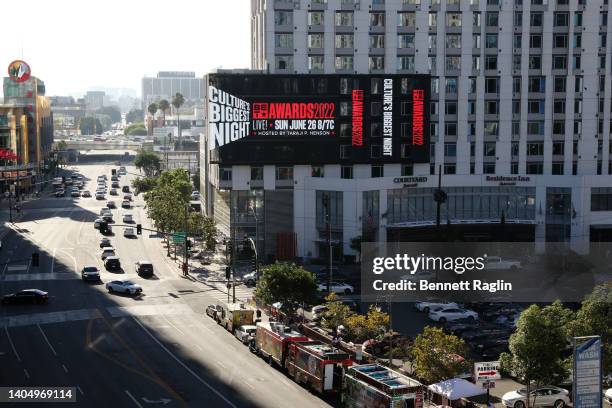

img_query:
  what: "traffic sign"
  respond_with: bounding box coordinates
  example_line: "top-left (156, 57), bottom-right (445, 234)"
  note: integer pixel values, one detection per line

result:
top-left (474, 361), bottom-right (501, 381)
top-left (482, 381), bottom-right (496, 389)
top-left (573, 336), bottom-right (602, 408)
top-left (172, 232), bottom-right (186, 244)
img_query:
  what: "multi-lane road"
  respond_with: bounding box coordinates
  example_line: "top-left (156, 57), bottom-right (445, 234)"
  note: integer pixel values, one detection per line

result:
top-left (0, 157), bottom-right (333, 408)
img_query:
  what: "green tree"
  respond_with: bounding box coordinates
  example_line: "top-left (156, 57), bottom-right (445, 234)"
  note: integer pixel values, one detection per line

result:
top-left (131, 176), bottom-right (158, 195)
top-left (125, 122), bottom-right (147, 136)
top-left (156, 168), bottom-right (191, 201)
top-left (567, 282), bottom-right (612, 374)
top-left (97, 106), bottom-right (121, 123)
top-left (134, 150), bottom-right (161, 177)
top-left (500, 302), bottom-right (574, 408)
top-left (254, 262), bottom-right (317, 317)
top-left (411, 326), bottom-right (472, 383)
top-left (344, 306), bottom-right (390, 343)
top-left (147, 102), bottom-right (158, 134)
top-left (171, 93), bottom-right (185, 146)
top-left (321, 293), bottom-right (354, 331)
top-left (191, 172), bottom-right (200, 191)
top-left (158, 99), bottom-right (170, 126)
top-left (187, 212), bottom-right (217, 251)
top-left (126, 109), bottom-right (144, 124)
top-left (79, 117), bottom-right (103, 135)
top-left (56, 140), bottom-right (68, 151)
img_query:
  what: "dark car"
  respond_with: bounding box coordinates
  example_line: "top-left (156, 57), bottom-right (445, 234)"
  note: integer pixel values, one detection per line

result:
top-left (99, 238), bottom-right (111, 248)
top-left (206, 304), bottom-right (223, 319)
top-left (122, 186), bottom-right (130, 193)
top-left (2, 289), bottom-right (49, 305)
top-left (104, 256), bottom-right (121, 271)
top-left (135, 261), bottom-right (154, 277)
top-left (111, 182), bottom-right (120, 189)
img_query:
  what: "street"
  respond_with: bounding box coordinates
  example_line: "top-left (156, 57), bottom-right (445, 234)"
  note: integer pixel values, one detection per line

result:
top-left (0, 156), bottom-right (333, 408)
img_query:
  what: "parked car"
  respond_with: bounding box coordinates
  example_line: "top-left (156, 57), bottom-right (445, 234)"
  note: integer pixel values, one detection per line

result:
top-left (110, 188), bottom-right (118, 196)
top-left (2, 289), bottom-right (49, 305)
top-left (81, 190), bottom-right (91, 197)
top-left (106, 201), bottom-right (116, 209)
top-left (99, 207), bottom-right (111, 215)
top-left (123, 193), bottom-right (132, 201)
top-left (70, 190), bottom-right (80, 197)
top-left (135, 261), bottom-right (154, 277)
top-left (102, 213), bottom-right (113, 222)
top-left (94, 218), bottom-right (104, 229)
top-left (317, 281), bottom-right (354, 295)
top-left (81, 266), bottom-right (100, 282)
top-left (95, 192), bottom-right (105, 200)
top-left (123, 213), bottom-right (133, 223)
top-left (103, 256), bottom-right (121, 271)
top-left (206, 304), bottom-right (223, 319)
top-left (124, 227), bottom-right (136, 238)
top-left (121, 200), bottom-right (131, 209)
top-left (605, 388), bottom-right (612, 404)
top-left (105, 280), bottom-right (141, 295)
top-left (242, 271), bottom-right (257, 287)
top-left (234, 325), bottom-right (257, 344)
top-left (111, 181), bottom-right (120, 189)
top-left (101, 247), bottom-right (116, 260)
top-left (485, 256), bottom-right (522, 271)
top-left (55, 189), bottom-right (65, 197)
top-left (415, 301), bottom-right (459, 313)
top-left (122, 186), bottom-right (130, 193)
top-left (501, 386), bottom-right (570, 408)
top-left (428, 307), bottom-right (478, 323)
top-left (99, 238), bottom-right (111, 248)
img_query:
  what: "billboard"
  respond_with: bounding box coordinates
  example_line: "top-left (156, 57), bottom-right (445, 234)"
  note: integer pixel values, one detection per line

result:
top-left (573, 336), bottom-right (602, 408)
top-left (207, 74), bottom-right (430, 165)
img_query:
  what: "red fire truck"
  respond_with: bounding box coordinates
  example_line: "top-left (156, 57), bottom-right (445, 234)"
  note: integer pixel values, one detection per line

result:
top-left (250, 322), bottom-right (308, 367)
top-left (285, 340), bottom-right (353, 394)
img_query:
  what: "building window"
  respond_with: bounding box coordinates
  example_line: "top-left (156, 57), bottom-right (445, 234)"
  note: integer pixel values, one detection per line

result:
top-left (369, 56), bottom-right (385, 70)
top-left (308, 34), bottom-right (324, 48)
top-left (514, 34), bottom-right (522, 49)
top-left (527, 100), bottom-right (545, 114)
top-left (444, 164), bottom-right (456, 174)
top-left (527, 121), bottom-right (544, 135)
top-left (446, 34), bottom-right (461, 49)
top-left (527, 142), bottom-right (544, 156)
top-left (446, 78), bottom-right (458, 93)
top-left (554, 12), bottom-right (569, 26)
top-left (397, 56), bottom-right (415, 71)
top-left (484, 122), bottom-right (499, 136)
top-left (429, 12), bottom-right (438, 27)
top-left (484, 142), bottom-right (496, 157)
top-left (398, 34), bottom-right (415, 48)
top-left (473, 12), bottom-right (481, 27)
top-left (371, 145), bottom-right (382, 158)
top-left (445, 56), bottom-right (461, 71)
top-left (469, 77), bottom-right (477, 93)
top-left (370, 12), bottom-right (385, 27)
top-left (552, 142), bottom-right (565, 155)
top-left (483, 163), bottom-right (496, 174)
top-left (444, 142), bottom-right (457, 157)
top-left (512, 121), bottom-right (520, 136)
top-left (512, 142), bottom-right (520, 156)
top-left (468, 102), bottom-right (476, 115)
top-left (526, 162), bottom-right (543, 174)
top-left (485, 77), bottom-right (500, 93)
top-left (371, 165), bottom-right (384, 178)
top-left (445, 122), bottom-right (457, 136)
top-left (473, 34), bottom-right (481, 49)
top-left (554, 76), bottom-right (566, 92)
top-left (335, 56), bottom-right (354, 70)
top-left (446, 12), bottom-right (462, 27)
top-left (486, 34), bottom-right (498, 49)
top-left (486, 12), bottom-right (499, 27)
top-left (553, 100), bottom-right (565, 114)
top-left (529, 34), bottom-right (542, 49)
top-left (335, 34), bottom-right (354, 48)
top-left (275, 33), bottom-right (293, 48)
top-left (275, 56), bottom-right (294, 70)
top-left (530, 12), bottom-right (543, 27)
top-left (275, 11), bottom-right (293, 25)
top-left (553, 34), bottom-right (568, 48)
top-left (308, 11), bottom-right (324, 25)
top-left (402, 164), bottom-right (413, 176)
top-left (485, 100), bottom-right (499, 115)
top-left (335, 12), bottom-right (354, 26)
top-left (220, 167), bottom-right (232, 181)
top-left (276, 166), bottom-right (294, 180)
top-left (485, 55), bottom-right (498, 70)
top-left (551, 162), bottom-right (564, 175)
top-left (445, 101), bottom-right (457, 115)
top-left (308, 56), bottom-right (324, 70)
top-left (341, 165), bottom-right (353, 179)
top-left (553, 55), bottom-right (567, 70)
top-left (251, 166), bottom-right (263, 181)
top-left (511, 162), bottom-right (519, 174)
top-left (398, 12), bottom-right (416, 27)
top-left (529, 55), bottom-right (542, 69)
top-left (311, 166), bottom-right (324, 178)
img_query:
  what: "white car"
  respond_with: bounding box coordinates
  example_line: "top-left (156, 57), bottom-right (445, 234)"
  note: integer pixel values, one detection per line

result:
top-left (123, 213), bottom-right (133, 223)
top-left (234, 325), bottom-right (257, 344)
top-left (605, 388), bottom-right (612, 404)
top-left (317, 281), bottom-right (354, 295)
top-left (428, 307), bottom-right (478, 323)
top-left (105, 280), bottom-right (142, 295)
top-left (502, 386), bottom-right (570, 408)
top-left (94, 218), bottom-right (104, 229)
top-left (415, 301), bottom-right (459, 313)
top-left (101, 247), bottom-right (116, 260)
top-left (95, 192), bottom-right (105, 200)
top-left (100, 207), bottom-right (110, 215)
top-left (124, 227), bottom-right (136, 238)
top-left (485, 256), bottom-right (522, 270)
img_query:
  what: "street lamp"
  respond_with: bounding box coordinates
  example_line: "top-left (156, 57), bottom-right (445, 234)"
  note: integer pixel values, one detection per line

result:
top-left (249, 199), bottom-right (259, 280)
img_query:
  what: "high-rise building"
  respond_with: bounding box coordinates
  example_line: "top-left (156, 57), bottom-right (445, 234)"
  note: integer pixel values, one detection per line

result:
top-left (141, 71), bottom-right (205, 109)
top-left (200, 0), bottom-right (612, 262)
top-left (84, 91), bottom-right (105, 111)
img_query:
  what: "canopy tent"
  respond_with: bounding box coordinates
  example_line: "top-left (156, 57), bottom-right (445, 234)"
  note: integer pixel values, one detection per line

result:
top-left (428, 378), bottom-right (485, 400)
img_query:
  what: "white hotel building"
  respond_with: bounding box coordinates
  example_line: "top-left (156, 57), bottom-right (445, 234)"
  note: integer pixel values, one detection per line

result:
top-left (200, 0), bottom-right (612, 262)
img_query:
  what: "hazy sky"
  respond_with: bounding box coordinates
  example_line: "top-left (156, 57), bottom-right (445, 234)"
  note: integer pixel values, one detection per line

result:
top-left (1, 0), bottom-right (251, 97)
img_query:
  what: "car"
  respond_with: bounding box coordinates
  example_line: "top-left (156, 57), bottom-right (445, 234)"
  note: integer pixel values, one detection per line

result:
top-left (502, 386), bottom-right (570, 408)
top-left (123, 213), bottom-right (134, 223)
top-left (81, 190), bottom-right (91, 197)
top-left (242, 271), bottom-right (257, 287)
top-left (102, 213), bottom-right (113, 222)
top-left (415, 301), bottom-right (459, 313)
top-left (122, 186), bottom-right (131, 193)
top-left (70, 190), bottom-right (80, 197)
top-left (121, 200), bottom-right (131, 209)
top-left (65, 179), bottom-right (73, 186)
top-left (111, 176), bottom-right (118, 182)
top-left (206, 304), bottom-right (223, 319)
top-left (110, 188), bottom-right (118, 196)
top-left (94, 218), bottom-right (104, 229)
top-left (105, 280), bottom-right (141, 295)
top-left (111, 181), bottom-right (120, 189)
top-left (190, 192), bottom-right (200, 200)
top-left (135, 261), bottom-right (154, 277)
top-left (81, 266), bottom-right (100, 281)
top-left (234, 325), bottom-right (257, 344)
top-left (95, 192), bottom-right (105, 200)
top-left (317, 281), bottom-right (354, 295)
top-left (99, 207), bottom-right (111, 215)
top-left (123, 193), bottom-right (132, 201)
top-left (124, 227), bottom-right (136, 238)
top-left (605, 388), bottom-right (612, 404)
top-left (310, 305), bottom-right (329, 321)
top-left (106, 201), bottom-right (116, 209)
top-left (104, 256), bottom-right (121, 271)
top-left (1, 289), bottom-right (49, 305)
top-left (55, 189), bottom-right (65, 197)
top-left (99, 238), bottom-right (111, 248)
top-left (485, 256), bottom-right (522, 271)
top-left (428, 307), bottom-right (478, 323)
top-left (101, 247), bottom-right (116, 260)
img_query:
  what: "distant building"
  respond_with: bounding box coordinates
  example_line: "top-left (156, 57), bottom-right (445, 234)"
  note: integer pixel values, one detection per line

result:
top-left (85, 91), bottom-right (105, 111)
top-left (49, 96), bottom-right (86, 130)
top-left (141, 71), bottom-right (204, 108)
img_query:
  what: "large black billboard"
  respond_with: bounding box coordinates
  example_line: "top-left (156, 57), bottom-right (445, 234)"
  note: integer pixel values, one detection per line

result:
top-left (207, 74), bottom-right (430, 165)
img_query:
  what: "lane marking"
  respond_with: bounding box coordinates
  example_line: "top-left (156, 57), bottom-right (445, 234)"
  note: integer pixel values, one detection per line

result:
top-left (215, 361), bottom-right (226, 369)
top-left (161, 314), bottom-right (185, 336)
top-left (4, 326), bottom-right (21, 361)
top-left (37, 324), bottom-right (58, 356)
top-left (133, 317), bottom-right (237, 408)
top-left (50, 248), bottom-right (56, 273)
top-left (124, 390), bottom-right (144, 408)
top-left (245, 381), bottom-right (255, 390)
top-left (23, 369), bottom-right (30, 380)
top-left (77, 386), bottom-right (84, 396)
top-left (62, 364), bottom-right (68, 373)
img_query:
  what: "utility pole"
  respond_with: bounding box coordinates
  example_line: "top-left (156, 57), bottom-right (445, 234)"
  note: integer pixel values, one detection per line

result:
top-left (232, 204), bottom-right (237, 303)
top-left (183, 204), bottom-right (188, 276)
top-left (322, 193), bottom-right (332, 295)
top-left (250, 199), bottom-right (259, 280)
top-left (7, 189), bottom-right (13, 223)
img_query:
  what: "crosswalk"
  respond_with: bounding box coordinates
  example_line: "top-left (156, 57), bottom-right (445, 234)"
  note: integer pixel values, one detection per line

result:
top-left (203, 281), bottom-right (254, 303)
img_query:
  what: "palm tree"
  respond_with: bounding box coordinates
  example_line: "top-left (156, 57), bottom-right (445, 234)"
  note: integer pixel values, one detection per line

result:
top-left (171, 93), bottom-right (185, 148)
top-left (147, 102), bottom-right (158, 135)
top-left (158, 99), bottom-right (170, 126)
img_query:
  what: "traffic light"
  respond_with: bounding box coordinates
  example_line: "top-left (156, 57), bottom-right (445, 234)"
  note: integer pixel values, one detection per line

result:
top-left (225, 266), bottom-right (231, 280)
top-left (186, 239), bottom-right (192, 250)
top-left (31, 253), bottom-right (39, 267)
top-left (136, 224), bottom-right (142, 235)
top-left (99, 221), bottom-right (108, 234)
top-left (250, 255), bottom-right (257, 273)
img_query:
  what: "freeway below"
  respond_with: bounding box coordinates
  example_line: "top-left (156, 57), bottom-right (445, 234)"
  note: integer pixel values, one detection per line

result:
top-left (58, 139), bottom-right (142, 150)
top-left (0, 162), bottom-right (333, 408)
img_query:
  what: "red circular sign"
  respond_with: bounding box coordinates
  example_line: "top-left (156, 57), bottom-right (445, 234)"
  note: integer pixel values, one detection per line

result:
top-left (8, 60), bottom-right (31, 83)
